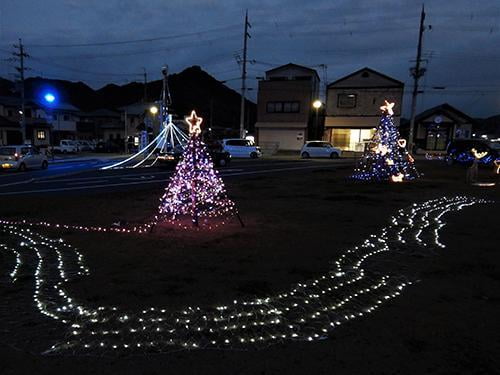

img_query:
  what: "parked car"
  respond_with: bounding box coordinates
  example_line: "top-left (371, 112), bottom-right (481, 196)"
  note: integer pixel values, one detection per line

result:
top-left (94, 140), bottom-right (122, 153)
top-left (222, 139), bottom-right (262, 158)
top-left (156, 145), bottom-right (184, 168)
top-left (489, 141), bottom-right (500, 152)
top-left (300, 141), bottom-right (342, 159)
top-left (446, 139), bottom-right (498, 165)
top-left (156, 144), bottom-right (231, 168)
top-left (0, 145), bottom-right (48, 172)
top-left (76, 140), bottom-right (94, 151)
top-left (52, 139), bottom-right (78, 154)
top-left (207, 143), bottom-right (231, 167)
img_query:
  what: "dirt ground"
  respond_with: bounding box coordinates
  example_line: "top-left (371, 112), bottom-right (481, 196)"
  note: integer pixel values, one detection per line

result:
top-left (0, 160), bottom-right (499, 374)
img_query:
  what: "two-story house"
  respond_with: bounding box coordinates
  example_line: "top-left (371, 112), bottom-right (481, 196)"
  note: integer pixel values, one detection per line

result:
top-left (37, 102), bottom-right (80, 144)
top-left (324, 67), bottom-right (404, 152)
top-left (255, 63), bottom-right (320, 152)
top-left (78, 109), bottom-right (122, 141)
top-left (0, 96), bottom-right (23, 146)
top-left (0, 96), bottom-right (51, 147)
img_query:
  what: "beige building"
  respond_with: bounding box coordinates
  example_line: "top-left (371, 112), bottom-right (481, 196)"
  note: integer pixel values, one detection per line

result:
top-left (324, 67), bottom-right (404, 152)
top-left (255, 63), bottom-right (320, 152)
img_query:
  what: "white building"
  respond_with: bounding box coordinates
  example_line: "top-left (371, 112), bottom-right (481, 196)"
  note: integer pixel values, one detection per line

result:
top-left (324, 67), bottom-right (404, 152)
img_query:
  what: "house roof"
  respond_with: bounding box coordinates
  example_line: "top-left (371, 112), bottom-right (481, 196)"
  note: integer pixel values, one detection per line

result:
top-left (328, 67), bottom-right (404, 88)
top-left (32, 100), bottom-right (80, 112)
top-left (81, 108), bottom-right (120, 117)
top-left (117, 102), bottom-right (154, 115)
top-left (415, 103), bottom-right (475, 124)
top-left (0, 95), bottom-right (80, 112)
top-left (265, 63), bottom-right (320, 81)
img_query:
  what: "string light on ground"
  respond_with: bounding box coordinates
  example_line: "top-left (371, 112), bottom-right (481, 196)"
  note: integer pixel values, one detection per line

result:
top-left (0, 196), bottom-right (489, 355)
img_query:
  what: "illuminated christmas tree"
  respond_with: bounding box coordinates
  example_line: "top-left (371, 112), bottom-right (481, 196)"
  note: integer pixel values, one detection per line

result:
top-left (156, 110), bottom-right (240, 227)
top-left (351, 101), bottom-right (419, 182)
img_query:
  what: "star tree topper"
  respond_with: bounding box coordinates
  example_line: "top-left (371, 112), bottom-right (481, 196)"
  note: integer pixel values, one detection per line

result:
top-left (186, 110), bottom-right (203, 135)
top-left (380, 100), bottom-right (395, 116)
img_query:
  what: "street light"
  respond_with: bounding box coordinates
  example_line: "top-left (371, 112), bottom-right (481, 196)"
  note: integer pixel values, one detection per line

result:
top-left (149, 105), bottom-right (159, 115)
top-left (44, 92), bottom-right (56, 104)
top-left (313, 100), bottom-right (322, 109)
top-left (312, 100), bottom-right (323, 139)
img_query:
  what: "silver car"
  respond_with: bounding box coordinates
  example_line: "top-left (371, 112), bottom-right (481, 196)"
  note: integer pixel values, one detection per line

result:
top-left (0, 145), bottom-right (49, 172)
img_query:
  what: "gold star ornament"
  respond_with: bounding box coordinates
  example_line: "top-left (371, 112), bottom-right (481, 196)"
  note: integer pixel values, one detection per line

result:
top-left (380, 100), bottom-right (395, 116)
top-left (186, 110), bottom-right (203, 135)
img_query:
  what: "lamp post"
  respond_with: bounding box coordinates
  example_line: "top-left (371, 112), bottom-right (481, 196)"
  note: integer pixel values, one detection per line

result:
top-left (313, 100), bottom-right (322, 140)
top-left (42, 91), bottom-right (57, 148)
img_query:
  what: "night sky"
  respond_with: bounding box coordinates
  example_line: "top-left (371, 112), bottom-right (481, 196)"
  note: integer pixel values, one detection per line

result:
top-left (0, 0), bottom-right (499, 117)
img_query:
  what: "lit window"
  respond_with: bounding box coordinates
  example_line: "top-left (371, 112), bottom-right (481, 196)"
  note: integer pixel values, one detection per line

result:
top-left (36, 130), bottom-right (46, 140)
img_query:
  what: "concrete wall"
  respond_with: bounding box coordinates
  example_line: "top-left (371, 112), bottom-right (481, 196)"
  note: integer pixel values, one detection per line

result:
top-left (257, 80), bottom-right (318, 124)
top-left (258, 127), bottom-right (306, 151)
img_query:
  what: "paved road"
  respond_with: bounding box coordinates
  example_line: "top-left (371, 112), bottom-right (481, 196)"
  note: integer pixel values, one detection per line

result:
top-left (0, 158), bottom-right (112, 186)
top-left (0, 158), bottom-right (355, 196)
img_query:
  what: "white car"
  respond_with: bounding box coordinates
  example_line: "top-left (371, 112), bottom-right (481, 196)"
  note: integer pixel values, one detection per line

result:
top-left (53, 139), bottom-right (78, 154)
top-left (222, 139), bottom-right (262, 158)
top-left (76, 140), bottom-right (94, 151)
top-left (300, 141), bottom-right (342, 159)
top-left (0, 145), bottom-right (49, 172)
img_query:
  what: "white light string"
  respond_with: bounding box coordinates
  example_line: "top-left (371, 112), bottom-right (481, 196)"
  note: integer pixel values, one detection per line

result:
top-left (0, 196), bottom-right (490, 356)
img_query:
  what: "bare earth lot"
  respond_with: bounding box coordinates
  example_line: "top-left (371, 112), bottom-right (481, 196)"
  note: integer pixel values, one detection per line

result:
top-left (0, 160), bottom-right (499, 375)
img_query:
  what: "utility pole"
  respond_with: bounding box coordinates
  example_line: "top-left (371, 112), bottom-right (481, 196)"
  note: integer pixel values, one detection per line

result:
top-left (239, 10), bottom-right (251, 138)
top-left (143, 67), bottom-right (148, 103)
top-left (12, 39), bottom-right (29, 144)
top-left (408, 5), bottom-right (427, 152)
top-left (161, 65), bottom-right (171, 125)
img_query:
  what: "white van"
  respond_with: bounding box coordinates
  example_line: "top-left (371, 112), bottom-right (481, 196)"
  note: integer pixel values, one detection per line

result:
top-left (221, 139), bottom-right (262, 158)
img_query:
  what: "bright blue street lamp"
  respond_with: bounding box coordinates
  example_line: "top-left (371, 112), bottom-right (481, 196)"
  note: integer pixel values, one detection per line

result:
top-left (43, 92), bottom-right (56, 104)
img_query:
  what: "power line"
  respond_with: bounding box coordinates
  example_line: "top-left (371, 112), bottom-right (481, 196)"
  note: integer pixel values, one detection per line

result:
top-left (29, 55), bottom-right (143, 77)
top-left (26, 24), bottom-right (240, 48)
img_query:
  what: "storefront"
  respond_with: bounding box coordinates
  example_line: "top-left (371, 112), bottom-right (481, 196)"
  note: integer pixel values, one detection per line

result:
top-left (324, 127), bottom-right (375, 151)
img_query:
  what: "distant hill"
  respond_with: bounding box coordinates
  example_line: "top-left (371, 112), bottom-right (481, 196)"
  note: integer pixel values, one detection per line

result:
top-left (0, 66), bottom-right (256, 131)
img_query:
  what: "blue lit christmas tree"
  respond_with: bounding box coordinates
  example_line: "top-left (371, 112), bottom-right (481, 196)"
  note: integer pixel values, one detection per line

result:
top-left (156, 110), bottom-right (240, 227)
top-left (351, 101), bottom-right (419, 182)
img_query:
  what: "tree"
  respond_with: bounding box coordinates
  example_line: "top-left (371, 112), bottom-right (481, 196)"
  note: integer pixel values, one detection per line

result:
top-left (157, 110), bottom-right (239, 227)
top-left (351, 101), bottom-right (419, 182)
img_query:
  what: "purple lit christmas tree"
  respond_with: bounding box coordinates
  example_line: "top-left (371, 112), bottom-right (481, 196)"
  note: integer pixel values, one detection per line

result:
top-left (351, 101), bottom-right (419, 182)
top-left (156, 110), bottom-right (240, 227)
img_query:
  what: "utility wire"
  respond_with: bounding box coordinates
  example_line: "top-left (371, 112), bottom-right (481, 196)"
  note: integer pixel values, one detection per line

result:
top-left (26, 24), bottom-right (240, 48)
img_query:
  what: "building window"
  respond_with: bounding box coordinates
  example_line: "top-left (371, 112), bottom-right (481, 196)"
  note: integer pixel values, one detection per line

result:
top-left (337, 94), bottom-right (357, 108)
top-left (36, 130), bottom-right (46, 140)
top-left (63, 114), bottom-right (70, 121)
top-left (7, 110), bottom-right (13, 117)
top-left (266, 101), bottom-right (300, 113)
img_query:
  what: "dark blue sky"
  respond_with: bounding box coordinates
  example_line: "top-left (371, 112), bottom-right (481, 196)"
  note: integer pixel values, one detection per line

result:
top-left (1, 0), bottom-right (499, 117)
